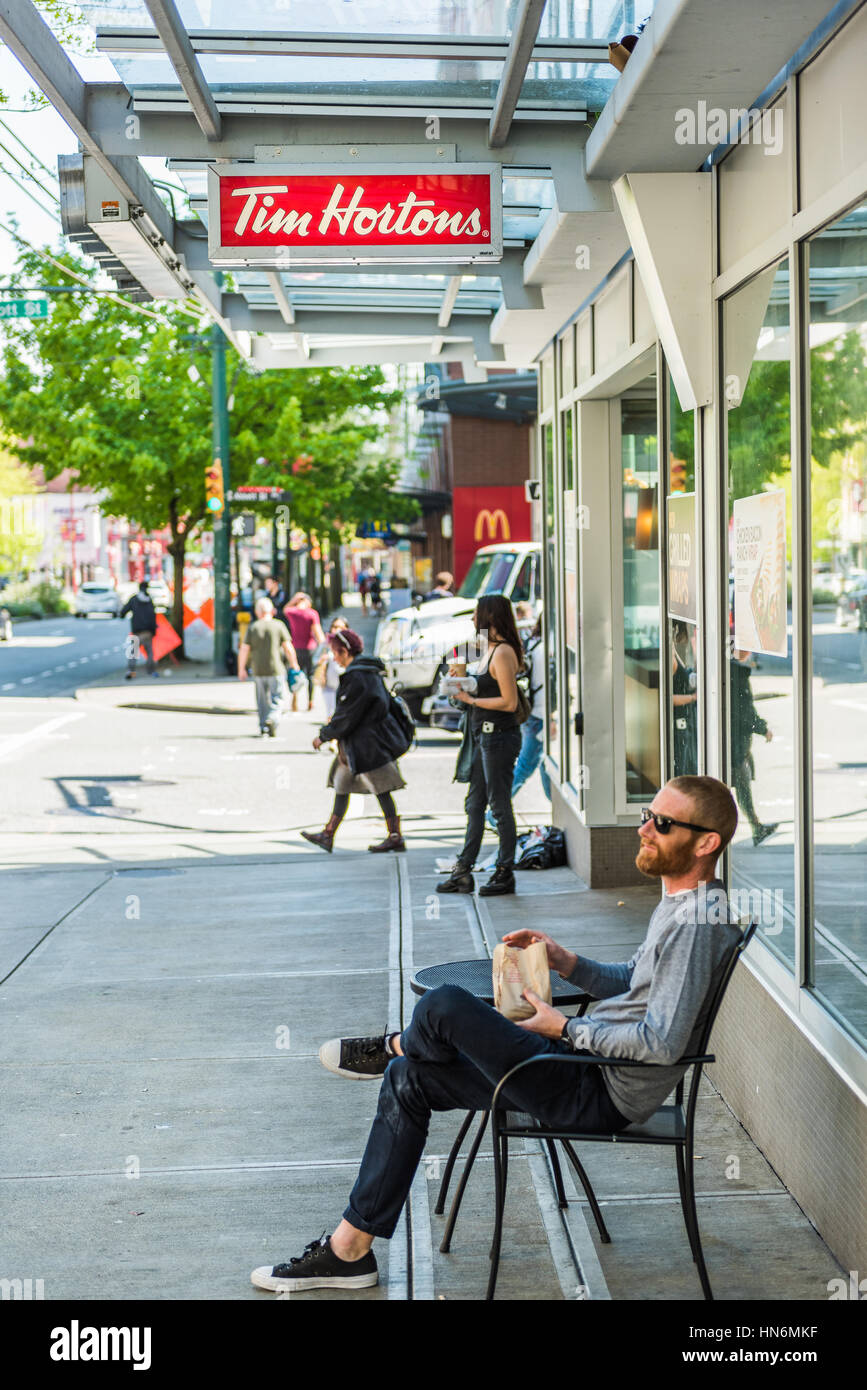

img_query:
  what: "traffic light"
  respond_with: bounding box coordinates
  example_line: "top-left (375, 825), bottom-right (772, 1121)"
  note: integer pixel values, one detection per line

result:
top-left (205, 462), bottom-right (224, 515)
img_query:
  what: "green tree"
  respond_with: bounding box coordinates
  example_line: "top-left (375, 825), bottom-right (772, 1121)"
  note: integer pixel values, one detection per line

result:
top-left (727, 329), bottom-right (867, 500)
top-left (0, 248), bottom-right (414, 644)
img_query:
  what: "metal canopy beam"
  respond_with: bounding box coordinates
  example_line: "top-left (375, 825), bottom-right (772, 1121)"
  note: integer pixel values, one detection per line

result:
top-left (264, 270), bottom-right (295, 325)
top-left (489, 0), bottom-right (548, 148)
top-left (437, 276), bottom-right (462, 329)
top-left (0, 1), bottom-right (173, 246)
top-left (88, 94), bottom-right (599, 212)
top-left (221, 296), bottom-right (503, 355)
top-left (141, 0), bottom-right (222, 141)
top-left (174, 231), bottom-right (544, 313)
top-left (96, 28), bottom-right (609, 64)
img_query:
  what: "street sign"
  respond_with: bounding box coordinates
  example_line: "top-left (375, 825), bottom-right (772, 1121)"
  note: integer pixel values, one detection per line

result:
top-left (208, 164), bottom-right (502, 265)
top-left (228, 487), bottom-right (292, 502)
top-left (0, 297), bottom-right (49, 320)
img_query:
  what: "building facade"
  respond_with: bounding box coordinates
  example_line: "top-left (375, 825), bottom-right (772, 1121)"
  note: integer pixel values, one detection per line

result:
top-left (535, 7), bottom-right (867, 1270)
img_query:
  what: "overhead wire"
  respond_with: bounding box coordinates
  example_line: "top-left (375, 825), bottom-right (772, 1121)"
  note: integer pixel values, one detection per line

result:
top-left (0, 220), bottom-right (204, 325)
top-left (0, 166), bottom-right (59, 221)
top-left (0, 115), bottom-right (60, 185)
top-left (0, 139), bottom-right (60, 204)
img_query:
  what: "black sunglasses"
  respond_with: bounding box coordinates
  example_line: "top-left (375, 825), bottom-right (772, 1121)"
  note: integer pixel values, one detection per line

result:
top-left (640, 807), bottom-right (716, 836)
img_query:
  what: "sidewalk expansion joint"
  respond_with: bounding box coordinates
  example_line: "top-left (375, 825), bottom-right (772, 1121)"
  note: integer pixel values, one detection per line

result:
top-left (0, 871), bottom-right (113, 987)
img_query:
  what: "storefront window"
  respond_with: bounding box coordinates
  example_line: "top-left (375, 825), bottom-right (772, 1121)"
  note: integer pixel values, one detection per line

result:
top-left (807, 203), bottom-right (867, 1046)
top-left (666, 374), bottom-right (699, 778)
top-left (542, 421), bottom-right (559, 769)
top-left (724, 259), bottom-right (795, 968)
top-left (562, 407), bottom-right (582, 792)
top-left (621, 380), bottom-right (660, 800)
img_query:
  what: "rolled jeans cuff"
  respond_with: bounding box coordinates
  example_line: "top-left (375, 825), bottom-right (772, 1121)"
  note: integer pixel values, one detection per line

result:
top-left (341, 1203), bottom-right (396, 1240)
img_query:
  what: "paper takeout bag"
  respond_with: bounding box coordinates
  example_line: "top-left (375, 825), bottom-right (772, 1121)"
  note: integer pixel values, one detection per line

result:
top-left (492, 941), bottom-right (552, 1021)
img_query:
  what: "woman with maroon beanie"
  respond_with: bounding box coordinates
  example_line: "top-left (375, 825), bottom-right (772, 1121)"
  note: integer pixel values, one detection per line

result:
top-left (302, 628), bottom-right (409, 853)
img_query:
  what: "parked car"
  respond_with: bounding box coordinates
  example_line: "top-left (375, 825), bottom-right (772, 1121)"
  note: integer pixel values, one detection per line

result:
top-left (374, 541), bottom-right (541, 720)
top-left (427, 691), bottom-right (464, 734)
top-left (836, 577), bottom-right (867, 630)
top-left (74, 582), bottom-right (122, 618)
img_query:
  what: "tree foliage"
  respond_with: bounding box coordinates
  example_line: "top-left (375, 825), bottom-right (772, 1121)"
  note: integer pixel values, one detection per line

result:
top-left (0, 248), bottom-right (415, 636)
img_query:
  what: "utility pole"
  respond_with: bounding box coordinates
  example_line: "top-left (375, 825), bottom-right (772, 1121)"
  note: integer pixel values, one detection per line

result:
top-left (211, 271), bottom-right (231, 674)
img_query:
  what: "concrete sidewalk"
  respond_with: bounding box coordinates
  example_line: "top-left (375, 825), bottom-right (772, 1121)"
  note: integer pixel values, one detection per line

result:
top-left (0, 820), bottom-right (844, 1300)
top-left (0, 605), bottom-right (846, 1300)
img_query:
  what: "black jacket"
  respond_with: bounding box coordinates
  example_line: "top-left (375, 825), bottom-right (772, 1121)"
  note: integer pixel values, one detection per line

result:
top-left (120, 592), bottom-right (157, 634)
top-left (730, 658), bottom-right (768, 767)
top-left (319, 655), bottom-right (408, 774)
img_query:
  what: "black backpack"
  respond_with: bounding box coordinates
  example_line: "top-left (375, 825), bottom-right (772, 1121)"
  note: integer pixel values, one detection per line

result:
top-left (387, 690), bottom-right (416, 755)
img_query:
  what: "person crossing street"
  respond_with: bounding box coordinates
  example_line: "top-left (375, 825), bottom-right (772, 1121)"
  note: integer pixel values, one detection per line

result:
top-left (238, 596), bottom-right (301, 736)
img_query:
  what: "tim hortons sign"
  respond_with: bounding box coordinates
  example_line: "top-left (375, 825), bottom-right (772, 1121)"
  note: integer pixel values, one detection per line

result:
top-left (207, 163), bottom-right (502, 265)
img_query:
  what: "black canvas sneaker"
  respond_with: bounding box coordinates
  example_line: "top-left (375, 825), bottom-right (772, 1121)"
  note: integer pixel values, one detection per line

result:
top-left (318, 1033), bottom-right (395, 1080)
top-left (251, 1235), bottom-right (378, 1292)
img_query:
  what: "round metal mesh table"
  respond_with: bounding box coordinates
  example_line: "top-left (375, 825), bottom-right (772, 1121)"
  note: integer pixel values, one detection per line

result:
top-left (410, 957), bottom-right (587, 1006)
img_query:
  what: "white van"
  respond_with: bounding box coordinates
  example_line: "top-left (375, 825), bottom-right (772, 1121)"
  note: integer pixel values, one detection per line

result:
top-left (374, 542), bottom-right (541, 719)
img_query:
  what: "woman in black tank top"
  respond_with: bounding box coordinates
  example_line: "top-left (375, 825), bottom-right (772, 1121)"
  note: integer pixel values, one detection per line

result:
top-left (437, 594), bottom-right (525, 898)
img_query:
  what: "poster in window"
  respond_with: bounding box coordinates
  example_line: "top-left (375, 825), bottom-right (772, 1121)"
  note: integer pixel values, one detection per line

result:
top-left (666, 492), bottom-right (697, 624)
top-left (732, 489), bottom-right (787, 657)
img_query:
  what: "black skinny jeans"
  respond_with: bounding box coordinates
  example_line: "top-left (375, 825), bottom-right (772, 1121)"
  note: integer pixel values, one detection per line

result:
top-left (343, 984), bottom-right (628, 1239)
top-left (457, 724), bottom-right (521, 872)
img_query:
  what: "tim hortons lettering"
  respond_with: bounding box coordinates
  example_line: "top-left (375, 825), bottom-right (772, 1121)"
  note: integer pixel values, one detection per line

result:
top-left (219, 174), bottom-right (492, 248)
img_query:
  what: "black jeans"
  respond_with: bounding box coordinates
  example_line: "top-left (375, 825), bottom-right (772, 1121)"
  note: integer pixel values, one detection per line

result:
top-left (458, 725), bottom-right (521, 871)
top-left (343, 985), bottom-right (628, 1239)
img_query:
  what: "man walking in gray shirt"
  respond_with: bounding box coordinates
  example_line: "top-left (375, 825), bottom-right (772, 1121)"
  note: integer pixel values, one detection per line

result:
top-left (251, 775), bottom-right (742, 1292)
top-left (237, 596), bottom-right (300, 737)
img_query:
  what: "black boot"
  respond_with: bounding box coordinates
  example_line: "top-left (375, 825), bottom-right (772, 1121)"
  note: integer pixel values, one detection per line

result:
top-left (479, 864), bottom-right (516, 897)
top-left (436, 863), bottom-right (475, 894)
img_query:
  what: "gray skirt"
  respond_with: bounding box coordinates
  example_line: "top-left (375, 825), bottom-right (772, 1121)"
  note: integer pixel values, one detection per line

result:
top-left (327, 751), bottom-right (406, 795)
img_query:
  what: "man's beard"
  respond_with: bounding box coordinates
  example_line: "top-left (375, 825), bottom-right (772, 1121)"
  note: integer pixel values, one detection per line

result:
top-left (636, 837), bottom-right (697, 878)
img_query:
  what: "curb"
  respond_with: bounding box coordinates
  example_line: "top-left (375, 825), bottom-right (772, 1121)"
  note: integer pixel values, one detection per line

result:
top-left (116, 702), bottom-right (249, 715)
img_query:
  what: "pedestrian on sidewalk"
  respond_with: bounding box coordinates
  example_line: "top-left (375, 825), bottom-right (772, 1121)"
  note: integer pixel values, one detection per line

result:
top-left (487, 609), bottom-right (550, 827)
top-left (238, 597), bottom-right (301, 737)
top-left (264, 575), bottom-right (288, 628)
top-left (421, 570), bottom-right (454, 602)
top-left (121, 580), bottom-right (158, 680)
top-left (301, 628), bottom-right (409, 854)
top-left (437, 594), bottom-right (524, 898)
top-left (730, 648), bottom-right (778, 847)
top-left (314, 615), bottom-right (349, 721)
top-left (283, 592), bottom-right (326, 711)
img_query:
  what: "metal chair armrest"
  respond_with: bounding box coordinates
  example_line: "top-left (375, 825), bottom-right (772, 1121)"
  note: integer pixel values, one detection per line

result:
top-left (490, 1051), bottom-right (715, 1114)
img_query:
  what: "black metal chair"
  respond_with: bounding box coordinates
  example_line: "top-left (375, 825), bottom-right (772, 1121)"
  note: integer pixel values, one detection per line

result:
top-left (409, 959), bottom-right (590, 1252)
top-left (484, 921), bottom-right (757, 1301)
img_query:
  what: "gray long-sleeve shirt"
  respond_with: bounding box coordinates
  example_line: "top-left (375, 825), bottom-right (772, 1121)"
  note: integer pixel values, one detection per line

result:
top-left (564, 881), bottom-right (742, 1124)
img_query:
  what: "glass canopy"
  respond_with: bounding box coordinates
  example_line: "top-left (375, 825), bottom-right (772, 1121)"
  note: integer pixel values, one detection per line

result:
top-left (77, 1), bottom-right (651, 113)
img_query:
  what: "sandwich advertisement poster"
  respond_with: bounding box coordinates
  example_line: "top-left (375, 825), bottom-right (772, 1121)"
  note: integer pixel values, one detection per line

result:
top-left (732, 489), bottom-right (788, 657)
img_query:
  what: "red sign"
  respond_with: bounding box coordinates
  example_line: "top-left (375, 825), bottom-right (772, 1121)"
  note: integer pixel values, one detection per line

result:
top-left (208, 164), bottom-right (501, 264)
top-left (451, 486), bottom-right (533, 588)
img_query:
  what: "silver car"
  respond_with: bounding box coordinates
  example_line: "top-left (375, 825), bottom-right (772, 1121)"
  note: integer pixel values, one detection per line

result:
top-left (74, 582), bottom-right (122, 618)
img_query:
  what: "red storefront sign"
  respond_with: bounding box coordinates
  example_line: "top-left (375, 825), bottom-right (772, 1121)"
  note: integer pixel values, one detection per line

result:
top-left (208, 164), bottom-right (502, 265)
top-left (451, 486), bottom-right (533, 588)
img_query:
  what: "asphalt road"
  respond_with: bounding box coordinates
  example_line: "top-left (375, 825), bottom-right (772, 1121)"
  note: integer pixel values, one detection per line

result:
top-left (0, 614), bottom-right (130, 696)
